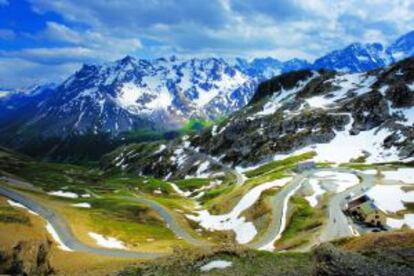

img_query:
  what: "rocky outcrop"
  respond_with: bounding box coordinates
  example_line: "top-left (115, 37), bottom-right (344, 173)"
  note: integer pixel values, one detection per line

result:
top-left (0, 240), bottom-right (54, 275)
top-left (312, 243), bottom-right (414, 276)
top-left (117, 239), bottom-right (414, 276)
top-left (250, 70), bottom-right (315, 103)
top-left (103, 58), bottom-right (414, 177)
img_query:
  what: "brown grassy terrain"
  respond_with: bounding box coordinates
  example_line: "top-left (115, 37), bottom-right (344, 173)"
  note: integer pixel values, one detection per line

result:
top-left (335, 230), bottom-right (414, 251)
top-left (0, 196), bottom-right (139, 275)
top-left (17, 190), bottom-right (189, 253)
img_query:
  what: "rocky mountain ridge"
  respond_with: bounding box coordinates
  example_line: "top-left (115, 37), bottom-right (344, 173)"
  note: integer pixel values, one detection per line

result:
top-left (1, 31), bottom-right (414, 160)
top-left (103, 57), bottom-right (414, 178)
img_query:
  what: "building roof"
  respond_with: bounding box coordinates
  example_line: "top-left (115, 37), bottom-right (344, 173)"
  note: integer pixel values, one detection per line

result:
top-left (358, 201), bottom-right (381, 216)
top-left (347, 194), bottom-right (370, 209)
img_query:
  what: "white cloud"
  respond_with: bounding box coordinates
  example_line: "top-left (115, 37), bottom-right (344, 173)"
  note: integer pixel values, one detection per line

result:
top-left (1, 47), bottom-right (96, 64)
top-left (18, 22), bottom-right (143, 64)
top-left (1, 0), bottom-right (413, 88)
top-left (42, 22), bottom-right (83, 44)
top-left (0, 57), bottom-right (79, 88)
top-left (26, 0), bottom-right (414, 60)
top-left (362, 29), bottom-right (388, 43)
top-left (42, 22), bottom-right (142, 50)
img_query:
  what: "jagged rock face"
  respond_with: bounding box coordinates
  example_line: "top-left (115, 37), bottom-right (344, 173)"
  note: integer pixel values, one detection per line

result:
top-left (250, 70), bottom-right (315, 103)
top-left (104, 58), bottom-right (414, 179)
top-left (100, 136), bottom-right (223, 180)
top-left (0, 240), bottom-right (53, 275)
top-left (0, 84), bottom-right (56, 127)
top-left (2, 55), bottom-right (310, 145)
top-left (189, 58), bottom-right (414, 167)
top-left (312, 243), bottom-right (414, 276)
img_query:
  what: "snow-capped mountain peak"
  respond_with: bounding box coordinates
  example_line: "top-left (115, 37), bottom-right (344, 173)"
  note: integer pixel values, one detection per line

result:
top-left (387, 31), bottom-right (414, 61)
top-left (1, 30), bottom-right (414, 153)
top-left (313, 42), bottom-right (388, 72)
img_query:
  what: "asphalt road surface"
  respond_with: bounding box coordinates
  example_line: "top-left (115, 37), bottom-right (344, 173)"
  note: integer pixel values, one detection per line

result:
top-left (0, 185), bottom-right (165, 259)
top-left (0, 167), bottom-right (375, 257)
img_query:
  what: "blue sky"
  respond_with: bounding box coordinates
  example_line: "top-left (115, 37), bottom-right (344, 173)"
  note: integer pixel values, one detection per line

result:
top-left (0, 0), bottom-right (413, 88)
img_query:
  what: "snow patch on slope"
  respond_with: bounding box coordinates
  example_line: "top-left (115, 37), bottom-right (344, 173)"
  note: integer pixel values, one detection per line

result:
top-left (382, 168), bottom-right (414, 184)
top-left (273, 115), bottom-right (398, 164)
top-left (187, 177), bottom-right (291, 244)
top-left (366, 185), bottom-right (414, 213)
top-left (88, 232), bottom-right (127, 249)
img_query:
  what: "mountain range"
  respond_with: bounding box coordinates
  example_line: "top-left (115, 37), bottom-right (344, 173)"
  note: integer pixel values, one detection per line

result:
top-left (1, 30), bottom-right (414, 159)
top-left (103, 57), bottom-right (414, 179)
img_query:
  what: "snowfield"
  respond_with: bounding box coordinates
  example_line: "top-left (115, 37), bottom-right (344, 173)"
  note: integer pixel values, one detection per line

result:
top-left (196, 161), bottom-right (211, 177)
top-left (7, 199), bottom-right (29, 209)
top-left (381, 168), bottom-right (414, 184)
top-left (186, 177), bottom-right (292, 244)
top-left (71, 202), bottom-right (91, 208)
top-left (361, 169), bottom-right (378, 175)
top-left (170, 183), bottom-right (192, 197)
top-left (154, 144), bottom-right (167, 154)
top-left (272, 115), bottom-right (401, 164)
top-left (301, 171), bottom-right (359, 208)
top-left (200, 260), bottom-right (233, 271)
top-left (366, 185), bottom-right (414, 213)
top-left (48, 191), bottom-right (79, 198)
top-left (313, 171), bottom-right (360, 193)
top-left (387, 214), bottom-right (414, 229)
top-left (88, 232), bottom-right (127, 249)
top-left (306, 73), bottom-right (377, 109)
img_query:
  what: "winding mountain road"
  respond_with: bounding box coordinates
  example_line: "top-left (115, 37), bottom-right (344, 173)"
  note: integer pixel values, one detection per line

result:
top-left (122, 195), bottom-right (209, 247)
top-left (184, 148), bottom-right (245, 185)
top-left (247, 172), bottom-right (310, 249)
top-left (248, 168), bottom-right (374, 250)
top-left (0, 167), bottom-right (375, 258)
top-left (319, 171), bottom-right (374, 242)
top-left (0, 185), bottom-right (207, 259)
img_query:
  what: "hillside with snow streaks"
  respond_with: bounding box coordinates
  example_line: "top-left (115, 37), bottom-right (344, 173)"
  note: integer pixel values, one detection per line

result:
top-left (2, 30), bottom-right (414, 139)
top-left (104, 58), bottom-right (414, 181)
top-left (1, 30), bottom-right (414, 161)
top-left (0, 56), bottom-right (279, 141)
top-left (185, 57), bottom-right (414, 169)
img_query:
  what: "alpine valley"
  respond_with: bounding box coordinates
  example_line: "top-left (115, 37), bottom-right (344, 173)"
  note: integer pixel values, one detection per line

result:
top-left (1, 14), bottom-right (414, 276)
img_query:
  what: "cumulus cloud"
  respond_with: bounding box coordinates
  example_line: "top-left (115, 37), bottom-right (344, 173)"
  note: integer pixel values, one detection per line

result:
top-left (28, 0), bottom-right (414, 60)
top-left (30, 0), bottom-right (229, 30)
top-left (0, 57), bottom-right (79, 88)
top-left (38, 22), bottom-right (142, 61)
top-left (0, 0), bottom-right (413, 87)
